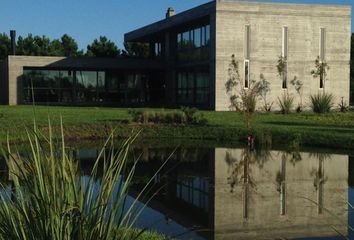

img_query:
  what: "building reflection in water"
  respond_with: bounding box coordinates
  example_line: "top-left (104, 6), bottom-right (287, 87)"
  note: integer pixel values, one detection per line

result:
top-left (0, 144), bottom-right (352, 240)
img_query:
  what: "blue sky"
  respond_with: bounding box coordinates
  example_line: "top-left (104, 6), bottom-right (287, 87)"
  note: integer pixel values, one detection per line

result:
top-left (0, 0), bottom-right (352, 50)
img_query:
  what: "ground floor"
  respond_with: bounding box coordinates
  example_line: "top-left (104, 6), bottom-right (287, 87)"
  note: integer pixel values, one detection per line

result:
top-left (0, 56), bottom-right (213, 109)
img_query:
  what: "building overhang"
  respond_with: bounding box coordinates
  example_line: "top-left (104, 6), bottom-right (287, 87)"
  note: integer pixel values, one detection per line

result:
top-left (8, 56), bottom-right (163, 71)
top-left (124, 1), bottom-right (215, 42)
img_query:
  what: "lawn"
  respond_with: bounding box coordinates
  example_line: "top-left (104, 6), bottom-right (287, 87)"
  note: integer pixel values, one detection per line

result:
top-left (0, 105), bottom-right (353, 149)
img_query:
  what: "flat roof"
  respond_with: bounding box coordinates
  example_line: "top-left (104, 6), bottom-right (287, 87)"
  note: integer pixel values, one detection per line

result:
top-left (8, 56), bottom-right (163, 71)
top-left (124, 1), bottom-right (215, 42)
top-left (125, 0), bottom-right (351, 42)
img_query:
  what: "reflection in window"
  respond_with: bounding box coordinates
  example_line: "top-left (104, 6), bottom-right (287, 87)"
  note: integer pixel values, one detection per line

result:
top-left (176, 177), bottom-right (209, 211)
top-left (244, 60), bottom-right (250, 89)
top-left (154, 42), bottom-right (162, 57)
top-left (177, 71), bottom-right (209, 105)
top-left (282, 27), bottom-right (288, 89)
top-left (22, 69), bottom-right (164, 105)
top-left (177, 24), bottom-right (210, 62)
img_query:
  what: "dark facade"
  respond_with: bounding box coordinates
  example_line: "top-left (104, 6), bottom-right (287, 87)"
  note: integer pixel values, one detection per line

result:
top-left (125, 2), bottom-right (215, 109)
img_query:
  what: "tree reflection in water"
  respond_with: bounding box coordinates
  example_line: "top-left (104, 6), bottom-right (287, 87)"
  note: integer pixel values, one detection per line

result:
top-left (310, 152), bottom-right (331, 214)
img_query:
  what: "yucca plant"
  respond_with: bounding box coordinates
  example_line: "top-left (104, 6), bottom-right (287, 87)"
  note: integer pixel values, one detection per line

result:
top-left (277, 93), bottom-right (294, 114)
top-left (310, 92), bottom-right (334, 113)
top-left (0, 118), bottom-right (169, 240)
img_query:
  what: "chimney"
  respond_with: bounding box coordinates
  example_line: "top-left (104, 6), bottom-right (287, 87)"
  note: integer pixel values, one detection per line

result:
top-left (10, 30), bottom-right (16, 55)
top-left (166, 7), bottom-right (175, 18)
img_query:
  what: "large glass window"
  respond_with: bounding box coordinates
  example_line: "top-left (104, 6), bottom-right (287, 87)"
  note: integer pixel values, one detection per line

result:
top-left (23, 69), bottom-right (163, 105)
top-left (23, 69), bottom-right (71, 103)
top-left (177, 71), bottom-right (209, 105)
top-left (177, 24), bottom-right (210, 63)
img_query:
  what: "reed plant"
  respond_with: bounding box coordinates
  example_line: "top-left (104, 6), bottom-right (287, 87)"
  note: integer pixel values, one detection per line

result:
top-left (0, 118), bottom-right (169, 240)
top-left (310, 92), bottom-right (334, 113)
top-left (277, 93), bottom-right (294, 114)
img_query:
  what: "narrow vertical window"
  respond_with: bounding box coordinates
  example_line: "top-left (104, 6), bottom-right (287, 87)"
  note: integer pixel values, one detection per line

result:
top-left (320, 28), bottom-right (326, 61)
top-left (282, 27), bottom-right (288, 89)
top-left (244, 25), bottom-right (250, 60)
top-left (244, 60), bottom-right (250, 89)
top-left (244, 25), bottom-right (250, 88)
top-left (319, 28), bottom-right (326, 89)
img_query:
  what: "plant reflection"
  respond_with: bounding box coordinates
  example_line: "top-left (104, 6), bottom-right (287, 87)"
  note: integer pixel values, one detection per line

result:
top-left (310, 152), bottom-right (330, 214)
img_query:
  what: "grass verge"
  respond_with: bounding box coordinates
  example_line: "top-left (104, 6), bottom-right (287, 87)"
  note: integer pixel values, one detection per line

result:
top-left (0, 105), bottom-right (353, 149)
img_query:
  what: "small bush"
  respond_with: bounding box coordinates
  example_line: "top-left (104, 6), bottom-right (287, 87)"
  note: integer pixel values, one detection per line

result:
top-left (128, 108), bottom-right (207, 125)
top-left (310, 92), bottom-right (334, 113)
top-left (338, 97), bottom-right (349, 112)
top-left (277, 93), bottom-right (294, 114)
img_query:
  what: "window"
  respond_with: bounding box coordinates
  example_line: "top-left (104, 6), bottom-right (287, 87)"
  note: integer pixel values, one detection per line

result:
top-left (177, 24), bottom-right (210, 62)
top-left (244, 25), bottom-right (250, 60)
top-left (282, 27), bottom-right (288, 59)
top-left (177, 71), bottom-right (209, 105)
top-left (244, 60), bottom-right (250, 89)
top-left (320, 28), bottom-right (326, 61)
top-left (319, 28), bottom-right (326, 89)
top-left (282, 27), bottom-right (288, 89)
top-left (244, 25), bottom-right (251, 89)
top-left (154, 42), bottom-right (161, 57)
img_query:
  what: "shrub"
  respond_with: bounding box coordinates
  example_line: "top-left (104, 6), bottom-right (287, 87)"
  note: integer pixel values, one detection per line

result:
top-left (181, 106), bottom-right (198, 122)
top-left (277, 93), bottom-right (294, 114)
top-left (338, 97), bottom-right (349, 112)
top-left (310, 92), bottom-right (334, 113)
top-left (129, 108), bottom-right (207, 125)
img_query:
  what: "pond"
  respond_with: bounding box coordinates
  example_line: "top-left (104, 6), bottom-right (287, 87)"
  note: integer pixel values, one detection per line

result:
top-left (1, 140), bottom-right (353, 240)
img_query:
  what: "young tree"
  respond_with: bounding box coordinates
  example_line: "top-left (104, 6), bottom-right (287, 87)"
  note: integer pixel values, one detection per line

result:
top-left (290, 76), bottom-right (304, 112)
top-left (258, 74), bottom-right (272, 112)
top-left (86, 36), bottom-right (120, 57)
top-left (225, 54), bottom-right (263, 130)
top-left (0, 33), bottom-right (11, 59)
top-left (311, 56), bottom-right (329, 89)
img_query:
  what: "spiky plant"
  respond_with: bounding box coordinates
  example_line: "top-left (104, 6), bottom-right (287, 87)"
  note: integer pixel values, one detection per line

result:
top-left (0, 118), bottom-right (169, 240)
top-left (310, 92), bottom-right (334, 113)
top-left (277, 93), bottom-right (294, 114)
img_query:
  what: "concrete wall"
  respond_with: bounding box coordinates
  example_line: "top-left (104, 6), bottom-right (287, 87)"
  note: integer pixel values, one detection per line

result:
top-left (214, 0), bottom-right (352, 111)
top-left (214, 148), bottom-right (349, 239)
top-left (7, 56), bottom-right (67, 105)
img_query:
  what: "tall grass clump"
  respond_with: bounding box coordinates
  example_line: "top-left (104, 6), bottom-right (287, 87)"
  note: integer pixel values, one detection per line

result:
top-left (128, 108), bottom-right (207, 125)
top-left (277, 93), bottom-right (294, 114)
top-left (0, 119), bottom-right (169, 240)
top-left (310, 92), bottom-right (334, 113)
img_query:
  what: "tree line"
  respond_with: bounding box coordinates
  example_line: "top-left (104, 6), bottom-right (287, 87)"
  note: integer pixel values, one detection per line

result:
top-left (0, 33), bottom-right (149, 59)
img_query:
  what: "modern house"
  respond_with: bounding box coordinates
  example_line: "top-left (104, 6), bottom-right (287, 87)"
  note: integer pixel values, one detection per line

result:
top-left (0, 0), bottom-right (352, 110)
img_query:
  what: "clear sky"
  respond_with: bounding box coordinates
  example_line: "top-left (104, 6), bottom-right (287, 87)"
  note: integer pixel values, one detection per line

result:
top-left (0, 0), bottom-right (352, 50)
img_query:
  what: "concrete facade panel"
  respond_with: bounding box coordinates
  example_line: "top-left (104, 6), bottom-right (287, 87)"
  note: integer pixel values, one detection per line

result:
top-left (214, 1), bottom-right (351, 111)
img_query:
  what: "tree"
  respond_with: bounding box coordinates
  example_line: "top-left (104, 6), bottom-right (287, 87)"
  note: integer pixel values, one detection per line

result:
top-left (0, 33), bottom-right (11, 59)
top-left (86, 36), bottom-right (120, 57)
top-left (61, 34), bottom-right (79, 57)
top-left (17, 34), bottom-right (51, 56)
top-left (122, 42), bottom-right (149, 58)
top-left (225, 54), bottom-right (263, 130)
top-left (48, 39), bottom-right (64, 56)
top-left (311, 56), bottom-right (330, 89)
top-left (290, 76), bottom-right (304, 112)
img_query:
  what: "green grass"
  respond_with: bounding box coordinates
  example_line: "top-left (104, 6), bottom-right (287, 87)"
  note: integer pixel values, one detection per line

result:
top-left (0, 105), bottom-right (353, 149)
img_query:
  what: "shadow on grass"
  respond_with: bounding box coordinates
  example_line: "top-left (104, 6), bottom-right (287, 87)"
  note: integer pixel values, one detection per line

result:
top-left (263, 121), bottom-right (354, 130)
